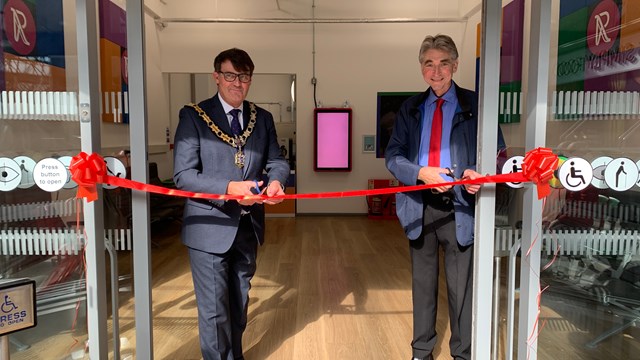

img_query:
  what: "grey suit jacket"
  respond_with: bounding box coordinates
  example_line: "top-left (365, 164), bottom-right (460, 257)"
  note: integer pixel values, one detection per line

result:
top-left (173, 94), bottom-right (290, 254)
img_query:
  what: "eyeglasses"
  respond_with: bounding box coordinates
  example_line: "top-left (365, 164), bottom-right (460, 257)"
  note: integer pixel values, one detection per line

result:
top-left (218, 71), bottom-right (252, 83)
top-left (422, 61), bottom-right (454, 72)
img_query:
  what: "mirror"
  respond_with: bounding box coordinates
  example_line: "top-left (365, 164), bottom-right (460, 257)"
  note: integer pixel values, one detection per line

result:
top-left (167, 73), bottom-right (297, 171)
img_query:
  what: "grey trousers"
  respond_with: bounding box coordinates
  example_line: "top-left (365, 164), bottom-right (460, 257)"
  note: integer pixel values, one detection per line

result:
top-left (410, 192), bottom-right (473, 360)
top-left (188, 216), bottom-right (258, 360)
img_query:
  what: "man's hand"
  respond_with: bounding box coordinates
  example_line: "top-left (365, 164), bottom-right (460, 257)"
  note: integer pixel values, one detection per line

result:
top-left (462, 169), bottom-right (482, 194)
top-left (227, 180), bottom-right (264, 206)
top-left (263, 180), bottom-right (285, 205)
top-left (417, 166), bottom-right (452, 193)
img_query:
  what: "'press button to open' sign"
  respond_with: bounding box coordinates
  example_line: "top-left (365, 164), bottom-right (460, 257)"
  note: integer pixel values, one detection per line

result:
top-left (33, 158), bottom-right (67, 192)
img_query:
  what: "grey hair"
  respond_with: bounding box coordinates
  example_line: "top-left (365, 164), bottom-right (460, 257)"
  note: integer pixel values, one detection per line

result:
top-left (418, 34), bottom-right (459, 64)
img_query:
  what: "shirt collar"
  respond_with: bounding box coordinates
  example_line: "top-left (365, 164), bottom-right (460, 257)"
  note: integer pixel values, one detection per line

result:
top-left (427, 83), bottom-right (457, 106)
top-left (218, 94), bottom-right (242, 115)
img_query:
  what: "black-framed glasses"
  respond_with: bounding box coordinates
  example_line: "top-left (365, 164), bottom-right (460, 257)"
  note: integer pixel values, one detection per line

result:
top-left (218, 71), bottom-right (252, 83)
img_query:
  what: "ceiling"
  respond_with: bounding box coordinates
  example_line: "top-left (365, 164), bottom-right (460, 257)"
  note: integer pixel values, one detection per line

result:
top-left (152, 0), bottom-right (482, 21)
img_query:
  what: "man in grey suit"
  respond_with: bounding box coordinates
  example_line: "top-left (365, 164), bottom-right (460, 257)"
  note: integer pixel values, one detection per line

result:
top-left (385, 35), bottom-right (505, 360)
top-left (173, 48), bottom-right (290, 360)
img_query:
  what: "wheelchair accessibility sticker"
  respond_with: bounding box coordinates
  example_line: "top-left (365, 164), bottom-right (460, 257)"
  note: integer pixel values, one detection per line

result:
top-left (502, 155), bottom-right (524, 189)
top-left (558, 157), bottom-right (593, 192)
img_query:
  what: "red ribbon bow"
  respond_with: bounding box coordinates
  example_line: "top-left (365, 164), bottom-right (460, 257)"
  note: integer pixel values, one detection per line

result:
top-left (69, 152), bottom-right (107, 202)
top-left (521, 147), bottom-right (559, 199)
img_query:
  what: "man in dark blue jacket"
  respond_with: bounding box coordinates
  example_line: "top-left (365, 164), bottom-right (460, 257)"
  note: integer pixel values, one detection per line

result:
top-left (385, 34), bottom-right (506, 360)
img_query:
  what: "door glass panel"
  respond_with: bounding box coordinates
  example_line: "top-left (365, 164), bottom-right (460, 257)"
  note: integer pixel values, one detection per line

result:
top-left (494, 1), bottom-right (640, 359)
top-left (538, 1), bottom-right (640, 358)
top-left (0, 0), bottom-right (89, 358)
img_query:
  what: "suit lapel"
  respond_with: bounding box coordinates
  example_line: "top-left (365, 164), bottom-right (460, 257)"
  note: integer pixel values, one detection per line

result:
top-left (241, 101), bottom-right (253, 178)
top-left (242, 101), bottom-right (251, 131)
top-left (206, 95), bottom-right (234, 136)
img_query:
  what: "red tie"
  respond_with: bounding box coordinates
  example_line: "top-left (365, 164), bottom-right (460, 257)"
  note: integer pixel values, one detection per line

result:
top-left (428, 98), bottom-right (444, 167)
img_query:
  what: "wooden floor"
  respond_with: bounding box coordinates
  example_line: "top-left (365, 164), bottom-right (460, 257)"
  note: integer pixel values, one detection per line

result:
top-left (9, 216), bottom-right (640, 359)
top-left (117, 216), bottom-right (449, 359)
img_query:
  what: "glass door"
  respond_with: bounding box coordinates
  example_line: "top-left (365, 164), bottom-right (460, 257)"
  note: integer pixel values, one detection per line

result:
top-left (493, 1), bottom-right (640, 359)
top-left (0, 0), bottom-right (91, 358)
top-left (0, 0), bottom-right (153, 358)
top-left (537, 0), bottom-right (640, 358)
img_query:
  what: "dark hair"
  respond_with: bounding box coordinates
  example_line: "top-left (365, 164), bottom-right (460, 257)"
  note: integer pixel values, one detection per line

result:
top-left (213, 48), bottom-right (255, 74)
top-left (418, 34), bottom-right (459, 64)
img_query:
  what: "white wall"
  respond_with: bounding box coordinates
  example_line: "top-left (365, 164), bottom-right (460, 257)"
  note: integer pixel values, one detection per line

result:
top-left (157, 19), bottom-right (475, 214)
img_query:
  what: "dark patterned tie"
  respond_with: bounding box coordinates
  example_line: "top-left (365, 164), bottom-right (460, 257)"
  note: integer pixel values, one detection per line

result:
top-left (229, 109), bottom-right (242, 136)
top-left (428, 98), bottom-right (444, 167)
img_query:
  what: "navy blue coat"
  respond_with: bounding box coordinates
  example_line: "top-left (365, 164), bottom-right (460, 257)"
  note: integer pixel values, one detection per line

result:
top-left (385, 83), bottom-right (506, 245)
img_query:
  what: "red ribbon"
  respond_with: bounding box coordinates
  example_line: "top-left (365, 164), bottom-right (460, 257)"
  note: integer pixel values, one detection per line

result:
top-left (69, 147), bottom-right (558, 203)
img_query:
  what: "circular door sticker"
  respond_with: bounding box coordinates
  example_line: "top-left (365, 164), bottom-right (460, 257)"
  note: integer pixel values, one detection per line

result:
top-left (103, 156), bottom-right (127, 190)
top-left (33, 158), bottom-right (67, 192)
top-left (501, 155), bottom-right (524, 188)
top-left (590, 156), bottom-right (612, 189)
top-left (57, 155), bottom-right (77, 189)
top-left (604, 157), bottom-right (639, 192)
top-left (0, 157), bottom-right (22, 191)
top-left (13, 155), bottom-right (36, 189)
top-left (549, 155), bottom-right (568, 189)
top-left (558, 157), bottom-right (593, 192)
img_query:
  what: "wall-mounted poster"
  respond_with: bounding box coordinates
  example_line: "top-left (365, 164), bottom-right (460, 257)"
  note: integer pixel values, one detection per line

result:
top-left (376, 92), bottom-right (419, 158)
top-left (0, 0), bottom-right (66, 92)
top-left (99, 0), bottom-right (129, 123)
top-left (556, 0), bottom-right (640, 119)
top-left (475, 0), bottom-right (524, 124)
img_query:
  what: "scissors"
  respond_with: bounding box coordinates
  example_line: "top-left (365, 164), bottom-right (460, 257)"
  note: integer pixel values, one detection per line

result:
top-left (250, 180), bottom-right (267, 195)
top-left (431, 167), bottom-right (460, 194)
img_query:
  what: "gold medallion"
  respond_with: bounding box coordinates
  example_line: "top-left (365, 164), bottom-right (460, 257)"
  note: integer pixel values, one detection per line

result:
top-left (234, 147), bottom-right (245, 168)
